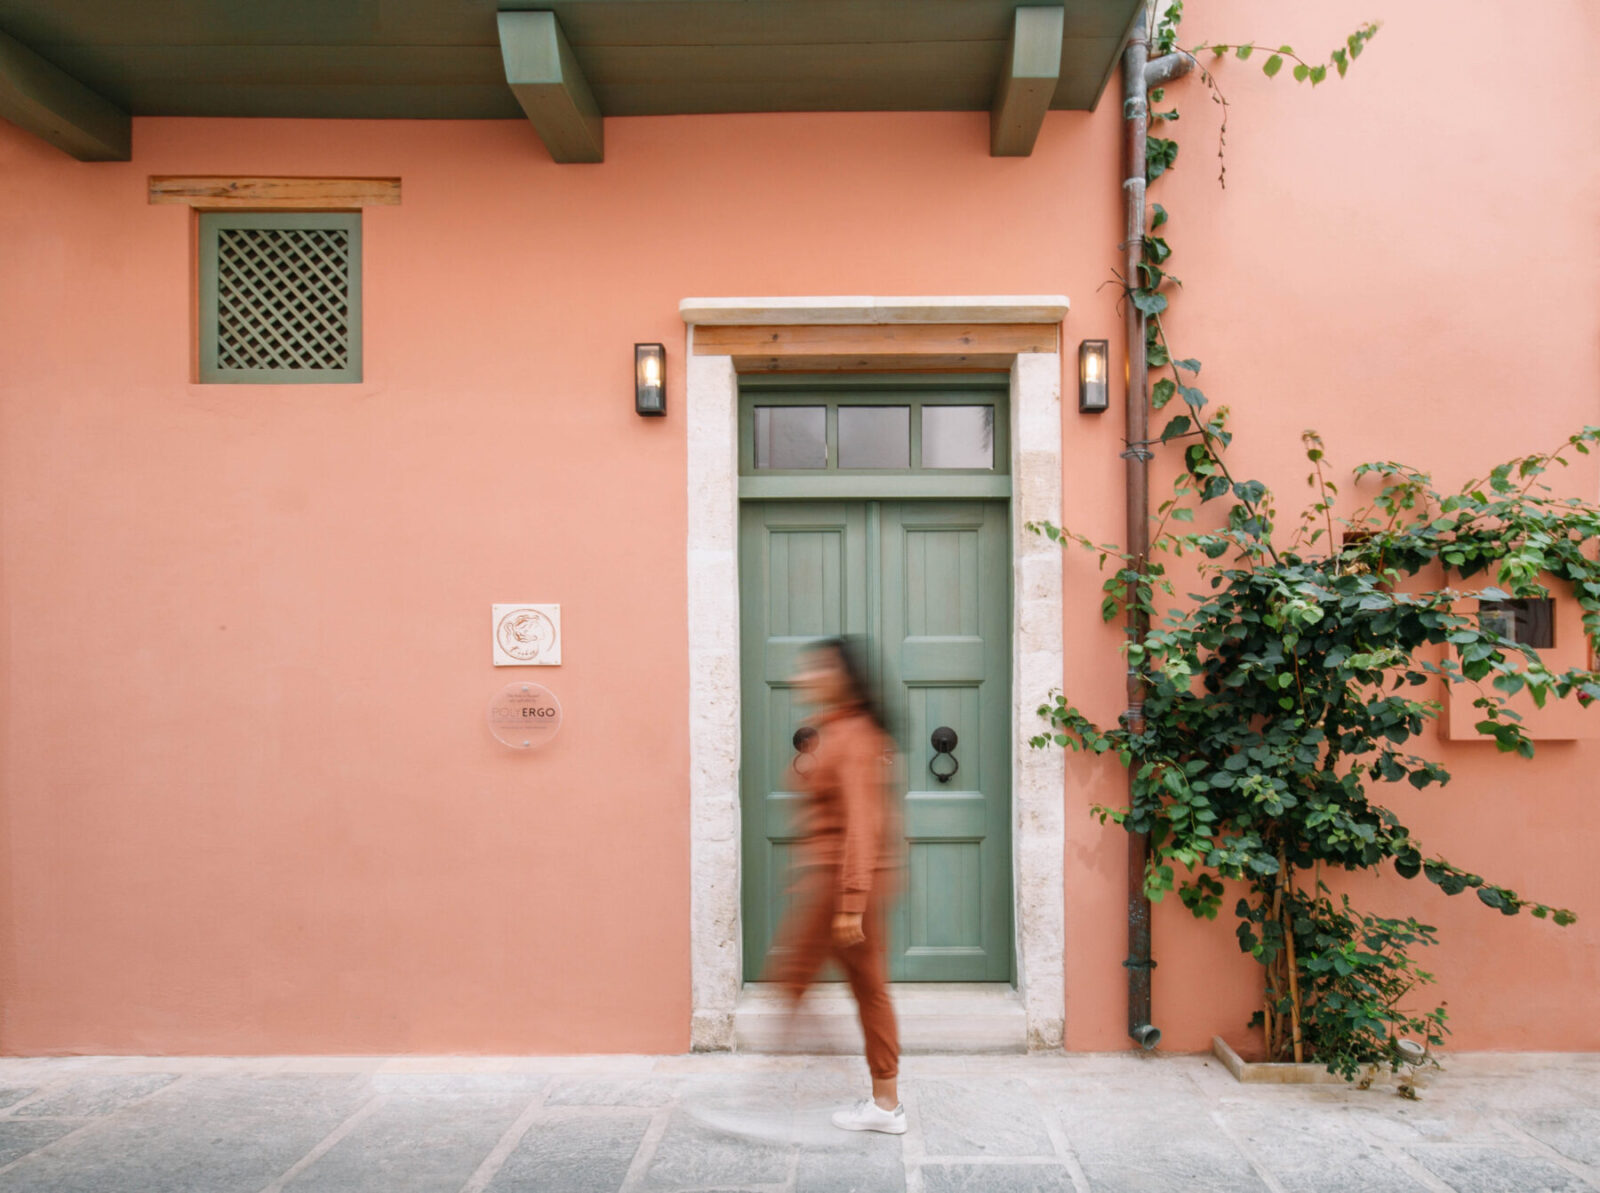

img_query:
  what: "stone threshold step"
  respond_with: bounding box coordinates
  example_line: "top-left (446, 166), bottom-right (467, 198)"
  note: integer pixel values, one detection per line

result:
top-left (735, 983), bottom-right (1026, 1055)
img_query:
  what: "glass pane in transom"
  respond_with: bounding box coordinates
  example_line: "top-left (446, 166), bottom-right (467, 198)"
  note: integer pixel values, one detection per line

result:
top-left (922, 406), bottom-right (995, 470)
top-left (837, 406), bottom-right (910, 469)
top-left (753, 407), bottom-right (827, 469)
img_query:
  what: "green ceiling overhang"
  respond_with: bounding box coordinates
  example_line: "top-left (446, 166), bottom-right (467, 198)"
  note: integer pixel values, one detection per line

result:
top-left (0, 0), bottom-right (1140, 163)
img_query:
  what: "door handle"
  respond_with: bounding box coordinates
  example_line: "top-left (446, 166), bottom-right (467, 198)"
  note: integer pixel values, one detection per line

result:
top-left (793, 726), bottom-right (819, 776)
top-left (929, 726), bottom-right (959, 784)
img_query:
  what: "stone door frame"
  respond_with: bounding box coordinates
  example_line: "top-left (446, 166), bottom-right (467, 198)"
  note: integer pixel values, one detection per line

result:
top-left (683, 296), bottom-right (1067, 1051)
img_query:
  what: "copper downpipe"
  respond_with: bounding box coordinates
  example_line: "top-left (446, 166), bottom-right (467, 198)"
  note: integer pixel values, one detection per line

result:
top-left (1119, 3), bottom-right (1191, 1051)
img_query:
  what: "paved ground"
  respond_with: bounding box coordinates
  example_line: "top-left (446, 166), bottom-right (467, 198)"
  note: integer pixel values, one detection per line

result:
top-left (0, 1051), bottom-right (1593, 1193)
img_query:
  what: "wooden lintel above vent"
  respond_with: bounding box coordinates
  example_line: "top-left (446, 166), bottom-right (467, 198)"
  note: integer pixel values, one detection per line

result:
top-left (694, 322), bottom-right (1060, 373)
top-left (148, 176), bottom-right (401, 210)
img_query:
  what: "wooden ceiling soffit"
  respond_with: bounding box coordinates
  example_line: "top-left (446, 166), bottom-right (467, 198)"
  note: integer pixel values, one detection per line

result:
top-left (695, 322), bottom-right (1060, 373)
top-left (0, 25), bottom-right (128, 160)
top-left (498, 10), bottom-right (604, 163)
top-left (992, 7), bottom-right (1064, 157)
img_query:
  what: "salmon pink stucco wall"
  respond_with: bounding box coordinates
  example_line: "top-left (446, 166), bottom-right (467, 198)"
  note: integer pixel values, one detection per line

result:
top-left (0, 0), bottom-right (1596, 1057)
top-left (1079, 0), bottom-right (1600, 1055)
top-left (0, 105), bottom-right (1131, 1055)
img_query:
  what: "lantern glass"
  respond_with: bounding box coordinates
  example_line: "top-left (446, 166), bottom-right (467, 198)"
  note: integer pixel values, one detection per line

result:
top-left (1078, 339), bottom-right (1109, 413)
top-left (635, 343), bottom-right (666, 416)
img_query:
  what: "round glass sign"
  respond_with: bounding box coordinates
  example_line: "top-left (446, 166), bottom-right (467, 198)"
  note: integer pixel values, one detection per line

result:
top-left (488, 682), bottom-right (563, 750)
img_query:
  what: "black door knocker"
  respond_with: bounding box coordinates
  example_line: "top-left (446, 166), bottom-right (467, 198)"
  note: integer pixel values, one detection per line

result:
top-left (929, 726), bottom-right (959, 784)
top-left (793, 726), bottom-right (820, 776)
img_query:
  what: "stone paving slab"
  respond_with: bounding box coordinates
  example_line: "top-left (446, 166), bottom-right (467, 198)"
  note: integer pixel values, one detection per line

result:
top-left (795, 1129), bottom-right (906, 1193)
top-left (920, 1162), bottom-right (1074, 1192)
top-left (0, 1073), bottom-right (376, 1193)
top-left (0, 1120), bottom-right (81, 1168)
top-left (485, 1112), bottom-right (652, 1193)
top-left (916, 1077), bottom-right (1056, 1159)
top-left (1407, 1145), bottom-right (1593, 1193)
top-left (0, 1053), bottom-right (1589, 1193)
top-left (283, 1093), bottom-right (529, 1193)
top-left (1512, 1107), bottom-right (1600, 1168)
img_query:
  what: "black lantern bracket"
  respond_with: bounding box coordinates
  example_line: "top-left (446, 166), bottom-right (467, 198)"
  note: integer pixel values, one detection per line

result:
top-left (635, 342), bottom-right (666, 416)
top-left (1078, 338), bottom-right (1109, 414)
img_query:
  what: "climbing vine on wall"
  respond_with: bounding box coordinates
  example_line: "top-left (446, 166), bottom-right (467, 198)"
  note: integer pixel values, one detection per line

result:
top-left (1146, 2), bottom-right (1381, 188)
top-left (1033, 3), bottom-right (1594, 1079)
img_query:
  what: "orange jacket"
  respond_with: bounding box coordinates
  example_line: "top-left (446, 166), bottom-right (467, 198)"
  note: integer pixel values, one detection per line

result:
top-left (792, 706), bottom-right (902, 915)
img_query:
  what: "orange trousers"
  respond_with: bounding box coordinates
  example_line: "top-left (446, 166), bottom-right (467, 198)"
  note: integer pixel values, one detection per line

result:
top-left (763, 864), bottom-right (899, 1081)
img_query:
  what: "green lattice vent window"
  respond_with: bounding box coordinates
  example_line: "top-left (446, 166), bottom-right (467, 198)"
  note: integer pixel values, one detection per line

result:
top-left (199, 212), bottom-right (362, 384)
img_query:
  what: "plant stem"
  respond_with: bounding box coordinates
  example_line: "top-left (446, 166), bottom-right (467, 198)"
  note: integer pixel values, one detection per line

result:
top-left (1264, 879), bottom-right (1282, 1056)
top-left (1280, 845), bottom-right (1305, 1064)
top-left (1147, 312), bottom-right (1283, 566)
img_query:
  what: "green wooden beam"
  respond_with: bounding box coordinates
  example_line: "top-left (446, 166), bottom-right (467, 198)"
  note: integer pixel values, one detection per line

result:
top-left (497, 10), bottom-right (603, 164)
top-left (0, 26), bottom-right (129, 160)
top-left (989, 6), bottom-right (1063, 157)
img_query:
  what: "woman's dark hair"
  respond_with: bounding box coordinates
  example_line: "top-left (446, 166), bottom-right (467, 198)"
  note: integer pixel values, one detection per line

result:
top-left (808, 635), bottom-right (891, 735)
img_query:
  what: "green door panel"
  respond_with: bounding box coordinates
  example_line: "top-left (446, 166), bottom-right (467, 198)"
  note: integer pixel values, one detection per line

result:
top-left (739, 502), bottom-right (868, 977)
top-left (881, 501), bottom-right (1013, 981)
top-left (739, 498), bottom-right (1012, 982)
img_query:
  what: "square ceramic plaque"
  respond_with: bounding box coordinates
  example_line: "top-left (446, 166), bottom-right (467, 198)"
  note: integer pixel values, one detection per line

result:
top-left (492, 604), bottom-right (561, 666)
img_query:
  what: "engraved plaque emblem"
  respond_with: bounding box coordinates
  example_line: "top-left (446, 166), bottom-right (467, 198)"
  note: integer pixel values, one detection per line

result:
top-left (493, 604), bottom-right (561, 666)
top-left (488, 682), bottom-right (563, 750)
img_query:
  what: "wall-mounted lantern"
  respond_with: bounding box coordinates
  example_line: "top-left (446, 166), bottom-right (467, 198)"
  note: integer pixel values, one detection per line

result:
top-left (635, 343), bottom-right (666, 416)
top-left (1078, 339), bottom-right (1109, 413)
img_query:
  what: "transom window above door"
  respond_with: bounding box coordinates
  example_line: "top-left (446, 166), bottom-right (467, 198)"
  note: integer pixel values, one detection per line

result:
top-left (739, 380), bottom-right (1010, 495)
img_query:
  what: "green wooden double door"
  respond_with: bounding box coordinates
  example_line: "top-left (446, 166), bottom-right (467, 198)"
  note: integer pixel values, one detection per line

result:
top-left (740, 499), bottom-right (1013, 982)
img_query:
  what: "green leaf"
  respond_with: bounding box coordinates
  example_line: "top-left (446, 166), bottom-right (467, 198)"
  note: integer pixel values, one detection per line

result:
top-left (1293, 63), bottom-right (1310, 82)
top-left (1263, 54), bottom-right (1284, 78)
top-left (1153, 378), bottom-right (1177, 408)
top-left (1235, 43), bottom-right (1254, 60)
top-left (1151, 203), bottom-right (1168, 229)
top-left (1131, 291), bottom-right (1169, 317)
top-left (1146, 136), bottom-right (1179, 181)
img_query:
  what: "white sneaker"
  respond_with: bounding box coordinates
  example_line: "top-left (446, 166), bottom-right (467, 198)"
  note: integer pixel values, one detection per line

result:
top-left (831, 1097), bottom-right (907, 1135)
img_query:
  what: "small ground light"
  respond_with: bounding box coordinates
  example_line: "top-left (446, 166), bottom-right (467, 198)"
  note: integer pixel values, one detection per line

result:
top-left (1079, 339), bottom-right (1109, 413)
top-left (1395, 1039), bottom-right (1428, 1064)
top-left (635, 343), bottom-right (666, 416)
top-left (1395, 1038), bottom-right (1430, 1100)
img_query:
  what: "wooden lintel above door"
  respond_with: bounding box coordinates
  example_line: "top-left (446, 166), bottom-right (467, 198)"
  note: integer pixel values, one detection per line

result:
top-left (695, 322), bottom-right (1059, 373)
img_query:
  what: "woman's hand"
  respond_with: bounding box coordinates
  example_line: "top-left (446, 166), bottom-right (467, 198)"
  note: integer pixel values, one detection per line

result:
top-left (833, 912), bottom-right (866, 948)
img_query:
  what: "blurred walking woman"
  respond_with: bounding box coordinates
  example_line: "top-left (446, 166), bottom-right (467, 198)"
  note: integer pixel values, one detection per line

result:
top-left (766, 636), bottom-right (905, 1134)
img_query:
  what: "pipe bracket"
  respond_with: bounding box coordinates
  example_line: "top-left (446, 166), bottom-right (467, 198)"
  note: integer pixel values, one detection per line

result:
top-left (1144, 51), bottom-right (1197, 90)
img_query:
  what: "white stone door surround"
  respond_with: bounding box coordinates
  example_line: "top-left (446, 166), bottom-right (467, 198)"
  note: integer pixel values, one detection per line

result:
top-left (684, 296), bottom-right (1067, 1051)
